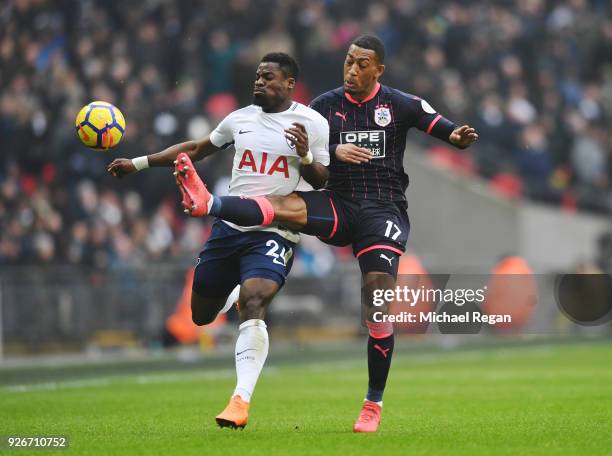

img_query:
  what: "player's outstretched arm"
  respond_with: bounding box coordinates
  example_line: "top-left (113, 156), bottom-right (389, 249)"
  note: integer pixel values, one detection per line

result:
top-left (285, 122), bottom-right (329, 189)
top-left (107, 137), bottom-right (220, 178)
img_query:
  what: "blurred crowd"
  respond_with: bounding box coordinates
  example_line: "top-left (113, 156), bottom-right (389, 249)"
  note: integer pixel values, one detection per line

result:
top-left (1, 0), bottom-right (611, 266)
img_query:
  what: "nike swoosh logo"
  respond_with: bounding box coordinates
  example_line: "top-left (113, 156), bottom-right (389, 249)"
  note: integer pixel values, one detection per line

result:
top-left (238, 130), bottom-right (253, 134)
top-left (236, 348), bottom-right (256, 356)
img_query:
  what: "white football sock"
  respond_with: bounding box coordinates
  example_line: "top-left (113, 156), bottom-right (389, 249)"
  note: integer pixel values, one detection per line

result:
top-left (233, 319), bottom-right (269, 403)
top-left (220, 284), bottom-right (240, 315)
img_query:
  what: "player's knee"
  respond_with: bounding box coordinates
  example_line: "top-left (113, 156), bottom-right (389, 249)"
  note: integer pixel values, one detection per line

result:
top-left (239, 291), bottom-right (269, 316)
top-left (286, 195), bottom-right (307, 221)
top-left (191, 311), bottom-right (213, 326)
top-left (191, 307), bottom-right (215, 326)
top-left (358, 249), bottom-right (401, 279)
top-left (239, 281), bottom-right (278, 319)
top-left (190, 295), bottom-right (222, 326)
top-left (363, 271), bottom-right (396, 309)
top-left (270, 194), bottom-right (307, 226)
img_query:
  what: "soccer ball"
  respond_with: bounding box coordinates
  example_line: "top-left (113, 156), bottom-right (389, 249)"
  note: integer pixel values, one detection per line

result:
top-left (75, 101), bottom-right (126, 149)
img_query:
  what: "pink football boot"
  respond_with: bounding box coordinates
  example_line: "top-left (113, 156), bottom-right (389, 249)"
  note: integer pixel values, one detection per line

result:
top-left (173, 152), bottom-right (211, 217)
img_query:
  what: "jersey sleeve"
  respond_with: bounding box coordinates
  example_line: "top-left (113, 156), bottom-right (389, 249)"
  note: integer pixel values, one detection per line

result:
top-left (404, 96), bottom-right (465, 149)
top-left (309, 116), bottom-right (330, 166)
top-left (209, 113), bottom-right (236, 149)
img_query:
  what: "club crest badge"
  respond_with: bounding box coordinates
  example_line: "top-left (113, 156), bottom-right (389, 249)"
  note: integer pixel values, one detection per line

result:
top-left (374, 104), bottom-right (392, 127)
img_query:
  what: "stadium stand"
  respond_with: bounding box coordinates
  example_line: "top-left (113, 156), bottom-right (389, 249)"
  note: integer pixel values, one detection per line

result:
top-left (1, 0), bottom-right (611, 265)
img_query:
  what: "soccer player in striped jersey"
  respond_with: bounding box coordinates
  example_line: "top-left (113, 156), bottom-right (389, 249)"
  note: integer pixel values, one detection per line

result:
top-left (176, 35), bottom-right (478, 432)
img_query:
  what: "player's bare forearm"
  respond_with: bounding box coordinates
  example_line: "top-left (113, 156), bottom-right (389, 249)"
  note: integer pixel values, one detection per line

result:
top-left (299, 163), bottom-right (329, 189)
top-left (107, 137), bottom-right (220, 177)
top-left (147, 138), bottom-right (219, 167)
top-left (421, 112), bottom-right (478, 150)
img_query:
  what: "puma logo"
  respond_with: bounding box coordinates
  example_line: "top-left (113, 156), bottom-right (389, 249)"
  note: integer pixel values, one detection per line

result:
top-left (373, 344), bottom-right (390, 358)
top-left (335, 111), bottom-right (347, 121)
top-left (380, 254), bottom-right (394, 266)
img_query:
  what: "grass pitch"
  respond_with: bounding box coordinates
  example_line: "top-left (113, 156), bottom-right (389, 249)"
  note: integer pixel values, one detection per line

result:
top-left (1, 340), bottom-right (611, 455)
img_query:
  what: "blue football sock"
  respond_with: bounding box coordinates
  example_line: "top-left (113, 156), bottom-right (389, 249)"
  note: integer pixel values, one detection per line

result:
top-left (366, 333), bottom-right (394, 403)
top-left (209, 196), bottom-right (266, 226)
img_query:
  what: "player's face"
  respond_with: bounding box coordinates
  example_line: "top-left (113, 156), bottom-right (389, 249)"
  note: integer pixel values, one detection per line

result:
top-left (252, 62), bottom-right (295, 111)
top-left (343, 45), bottom-right (385, 99)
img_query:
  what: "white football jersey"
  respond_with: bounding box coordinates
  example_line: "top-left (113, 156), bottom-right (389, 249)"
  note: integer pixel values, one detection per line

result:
top-left (209, 101), bottom-right (330, 242)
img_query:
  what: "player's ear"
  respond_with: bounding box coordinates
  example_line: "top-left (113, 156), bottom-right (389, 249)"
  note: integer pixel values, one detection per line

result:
top-left (286, 77), bottom-right (296, 90)
top-left (376, 64), bottom-right (386, 79)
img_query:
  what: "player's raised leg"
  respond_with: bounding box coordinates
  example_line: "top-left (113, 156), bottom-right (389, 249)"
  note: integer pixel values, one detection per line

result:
top-left (215, 278), bottom-right (279, 429)
top-left (174, 152), bottom-right (337, 236)
top-left (174, 152), bottom-right (276, 225)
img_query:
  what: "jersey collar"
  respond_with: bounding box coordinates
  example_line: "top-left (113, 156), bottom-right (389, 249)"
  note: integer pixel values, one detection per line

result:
top-left (344, 82), bottom-right (380, 106)
top-left (257, 101), bottom-right (297, 114)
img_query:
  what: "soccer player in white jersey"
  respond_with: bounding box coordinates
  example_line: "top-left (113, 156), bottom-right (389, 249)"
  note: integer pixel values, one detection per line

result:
top-left (107, 53), bottom-right (330, 429)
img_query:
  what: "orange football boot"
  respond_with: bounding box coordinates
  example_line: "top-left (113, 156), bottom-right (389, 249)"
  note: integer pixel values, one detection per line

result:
top-left (216, 395), bottom-right (250, 429)
top-left (173, 152), bottom-right (211, 217)
top-left (353, 400), bottom-right (382, 433)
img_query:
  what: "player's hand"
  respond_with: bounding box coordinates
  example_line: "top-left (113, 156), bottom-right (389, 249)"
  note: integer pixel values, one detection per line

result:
top-left (449, 125), bottom-right (479, 147)
top-left (285, 122), bottom-right (309, 158)
top-left (335, 144), bottom-right (372, 164)
top-left (107, 158), bottom-right (137, 178)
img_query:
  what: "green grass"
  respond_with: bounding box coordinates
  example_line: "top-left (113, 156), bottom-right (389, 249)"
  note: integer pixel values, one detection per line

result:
top-left (1, 341), bottom-right (612, 455)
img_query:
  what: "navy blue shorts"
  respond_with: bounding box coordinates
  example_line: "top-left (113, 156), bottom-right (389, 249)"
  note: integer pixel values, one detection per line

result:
top-left (296, 190), bottom-right (409, 254)
top-left (192, 220), bottom-right (295, 299)
top-left (295, 190), bottom-right (410, 275)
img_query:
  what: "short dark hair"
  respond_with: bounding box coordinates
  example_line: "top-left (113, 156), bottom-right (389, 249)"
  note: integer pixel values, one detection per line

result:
top-left (351, 34), bottom-right (385, 63)
top-left (260, 52), bottom-right (299, 80)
